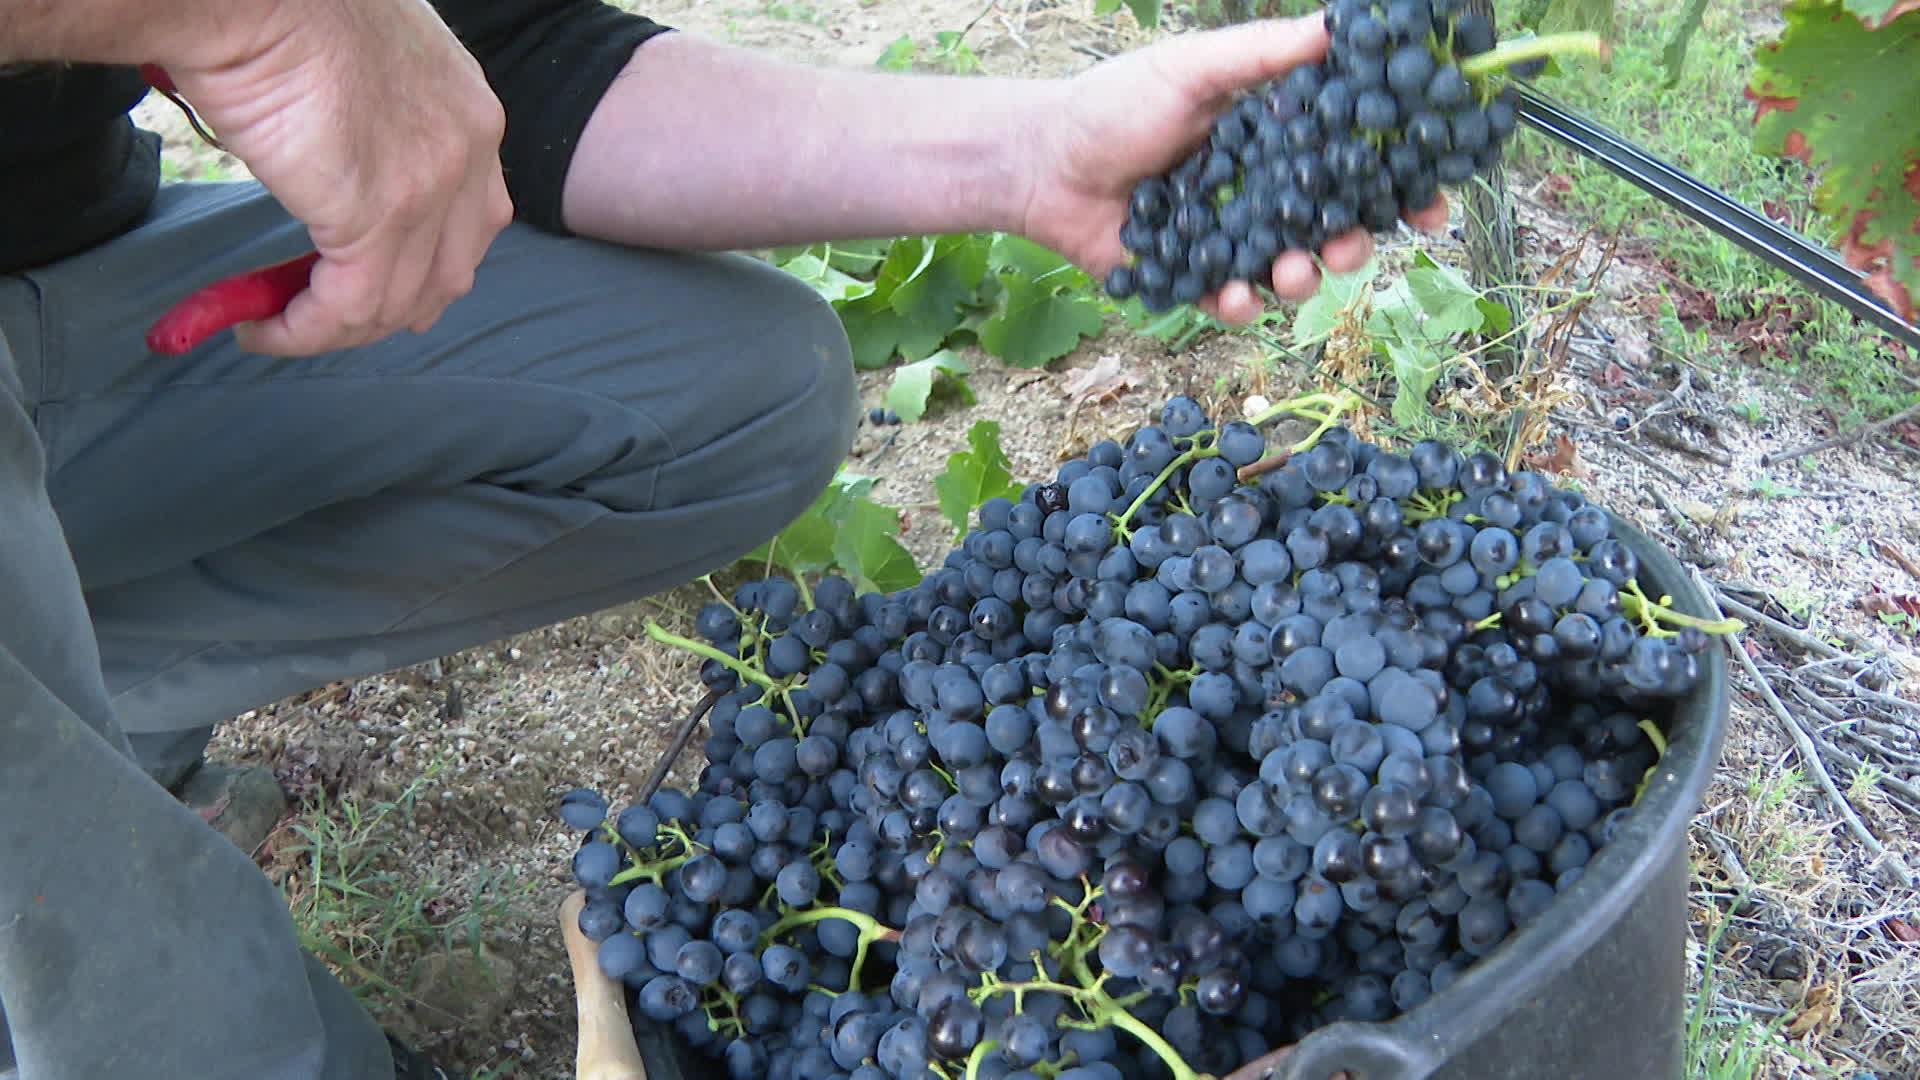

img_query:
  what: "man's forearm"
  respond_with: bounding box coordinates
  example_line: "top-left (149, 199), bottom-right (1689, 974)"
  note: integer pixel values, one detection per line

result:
top-left (0, 0), bottom-right (286, 68)
top-left (560, 32), bottom-right (1061, 250)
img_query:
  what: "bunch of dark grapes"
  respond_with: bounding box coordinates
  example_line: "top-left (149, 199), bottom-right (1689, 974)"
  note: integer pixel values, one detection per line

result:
top-left (1105, 0), bottom-right (1545, 312)
top-left (556, 391), bottom-right (1725, 1080)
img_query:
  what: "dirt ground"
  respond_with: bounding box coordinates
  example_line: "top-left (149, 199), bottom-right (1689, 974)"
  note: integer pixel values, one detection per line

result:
top-left (128, 1), bottom-right (1920, 1077)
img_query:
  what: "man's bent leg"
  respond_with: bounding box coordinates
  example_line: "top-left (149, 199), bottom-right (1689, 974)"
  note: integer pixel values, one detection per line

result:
top-left (28, 181), bottom-right (857, 783)
top-left (0, 292), bottom-right (390, 1080)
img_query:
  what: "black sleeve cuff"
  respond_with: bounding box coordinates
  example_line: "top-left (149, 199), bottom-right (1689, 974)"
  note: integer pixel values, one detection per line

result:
top-left (441, 0), bottom-right (674, 235)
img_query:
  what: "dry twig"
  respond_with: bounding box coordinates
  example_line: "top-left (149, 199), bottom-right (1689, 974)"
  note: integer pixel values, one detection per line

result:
top-left (1606, 435), bottom-right (1689, 485)
top-left (1711, 588), bottom-right (1850, 660)
top-left (1643, 418), bottom-right (1734, 466)
top-left (1873, 538), bottom-right (1920, 586)
top-left (1697, 570), bottom-right (1915, 889)
top-left (1759, 399), bottom-right (1920, 468)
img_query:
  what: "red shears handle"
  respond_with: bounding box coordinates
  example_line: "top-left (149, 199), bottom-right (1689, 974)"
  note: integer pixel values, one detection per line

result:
top-left (137, 64), bottom-right (319, 355)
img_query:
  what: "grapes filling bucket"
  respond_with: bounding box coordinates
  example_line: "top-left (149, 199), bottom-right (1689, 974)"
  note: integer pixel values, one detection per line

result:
top-left (1226, 515), bottom-right (1730, 1080)
top-left (555, 478), bottom-right (1735, 1080)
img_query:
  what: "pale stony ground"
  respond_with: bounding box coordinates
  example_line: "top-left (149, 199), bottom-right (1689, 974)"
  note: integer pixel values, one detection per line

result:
top-left (131, 1), bottom-right (1920, 1077)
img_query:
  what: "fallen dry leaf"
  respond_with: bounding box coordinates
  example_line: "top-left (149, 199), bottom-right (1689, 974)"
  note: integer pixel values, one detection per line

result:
top-left (1524, 433), bottom-right (1590, 478)
top-left (1062, 354), bottom-right (1142, 406)
top-left (1859, 586), bottom-right (1920, 621)
top-left (1595, 362), bottom-right (1633, 389)
top-left (1786, 983), bottom-right (1839, 1038)
top-left (1885, 917), bottom-right (1918, 944)
top-left (1677, 499), bottom-right (1718, 526)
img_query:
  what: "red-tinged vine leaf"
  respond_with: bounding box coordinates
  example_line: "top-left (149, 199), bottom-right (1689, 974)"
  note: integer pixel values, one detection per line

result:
top-left (1845, 0), bottom-right (1920, 28)
top-left (1747, 1), bottom-right (1920, 322)
top-left (934, 419), bottom-right (1025, 539)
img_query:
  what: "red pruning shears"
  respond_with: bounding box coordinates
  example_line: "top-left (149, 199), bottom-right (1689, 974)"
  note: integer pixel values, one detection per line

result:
top-left (138, 63), bottom-right (319, 355)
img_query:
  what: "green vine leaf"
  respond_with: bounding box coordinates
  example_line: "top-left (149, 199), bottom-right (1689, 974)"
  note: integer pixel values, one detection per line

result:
top-left (1290, 261), bottom-right (1378, 347)
top-left (1386, 340), bottom-right (1447, 426)
top-left (889, 235), bottom-right (990, 333)
top-left (776, 250), bottom-right (877, 306)
top-left (1534, 0), bottom-right (1615, 36)
top-left (834, 237), bottom-right (973, 368)
top-left (934, 420), bottom-right (1025, 539)
top-left (743, 485), bottom-right (845, 580)
top-left (1092, 0), bottom-right (1162, 29)
top-left (741, 470), bottom-right (904, 586)
top-left (978, 273), bottom-right (1105, 369)
top-left (1658, 0), bottom-right (1713, 85)
top-left (975, 235), bottom-right (1105, 368)
top-left (885, 350), bottom-right (975, 423)
top-left (832, 498), bottom-right (922, 594)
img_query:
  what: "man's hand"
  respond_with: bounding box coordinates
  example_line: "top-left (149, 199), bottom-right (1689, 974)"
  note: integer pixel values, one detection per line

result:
top-left (1019, 16), bottom-right (1449, 325)
top-left (158, 0), bottom-right (513, 356)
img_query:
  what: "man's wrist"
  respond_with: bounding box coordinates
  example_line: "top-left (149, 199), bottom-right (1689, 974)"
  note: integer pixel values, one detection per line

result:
top-left (987, 80), bottom-right (1064, 244)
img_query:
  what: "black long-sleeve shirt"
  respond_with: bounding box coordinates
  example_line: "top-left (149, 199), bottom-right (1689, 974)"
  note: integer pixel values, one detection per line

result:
top-left (0, 0), bottom-right (672, 274)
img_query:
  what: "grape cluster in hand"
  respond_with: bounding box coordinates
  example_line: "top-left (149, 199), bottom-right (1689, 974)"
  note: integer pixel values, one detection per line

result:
top-left (1106, 0), bottom-right (1533, 311)
top-left (557, 392), bottom-right (1727, 1080)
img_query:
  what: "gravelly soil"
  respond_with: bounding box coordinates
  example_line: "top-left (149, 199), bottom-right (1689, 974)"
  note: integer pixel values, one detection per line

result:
top-left (132, 2), bottom-right (1920, 1077)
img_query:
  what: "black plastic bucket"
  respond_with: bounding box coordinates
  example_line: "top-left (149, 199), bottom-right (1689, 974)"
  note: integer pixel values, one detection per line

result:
top-left (1241, 515), bottom-right (1732, 1080)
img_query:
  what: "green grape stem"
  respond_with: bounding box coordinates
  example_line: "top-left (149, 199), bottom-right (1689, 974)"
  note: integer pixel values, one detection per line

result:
top-left (1114, 391), bottom-right (1359, 540)
top-left (810, 829), bottom-right (845, 891)
top-left (701, 986), bottom-right (746, 1039)
top-left (608, 820), bottom-right (707, 886)
top-left (1144, 663), bottom-right (1197, 724)
top-left (1245, 390), bottom-right (1359, 435)
top-left (960, 877), bottom-right (1211, 1080)
top-left (964, 1039), bottom-right (1001, 1080)
top-left (1402, 488), bottom-right (1464, 523)
top-left (758, 906), bottom-right (901, 994)
top-left (777, 685), bottom-right (807, 738)
top-left (644, 617), bottom-right (776, 690)
top-left (1637, 718), bottom-right (1669, 757)
top-left (1618, 579), bottom-right (1746, 638)
top-left (1632, 718), bottom-right (1669, 805)
top-left (970, 967), bottom-right (1207, 1080)
top-left (930, 761), bottom-right (960, 791)
top-left (1110, 434), bottom-right (1219, 539)
top-left (1458, 31), bottom-right (1612, 79)
top-left (699, 574), bottom-right (742, 616)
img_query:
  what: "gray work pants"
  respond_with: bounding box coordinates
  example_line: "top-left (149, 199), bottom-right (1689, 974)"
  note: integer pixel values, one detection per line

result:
top-left (0, 181), bottom-right (856, 1079)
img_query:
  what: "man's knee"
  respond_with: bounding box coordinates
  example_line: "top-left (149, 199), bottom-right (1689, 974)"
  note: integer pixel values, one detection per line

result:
top-left (644, 254), bottom-right (856, 526)
top-left (756, 265), bottom-right (858, 514)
